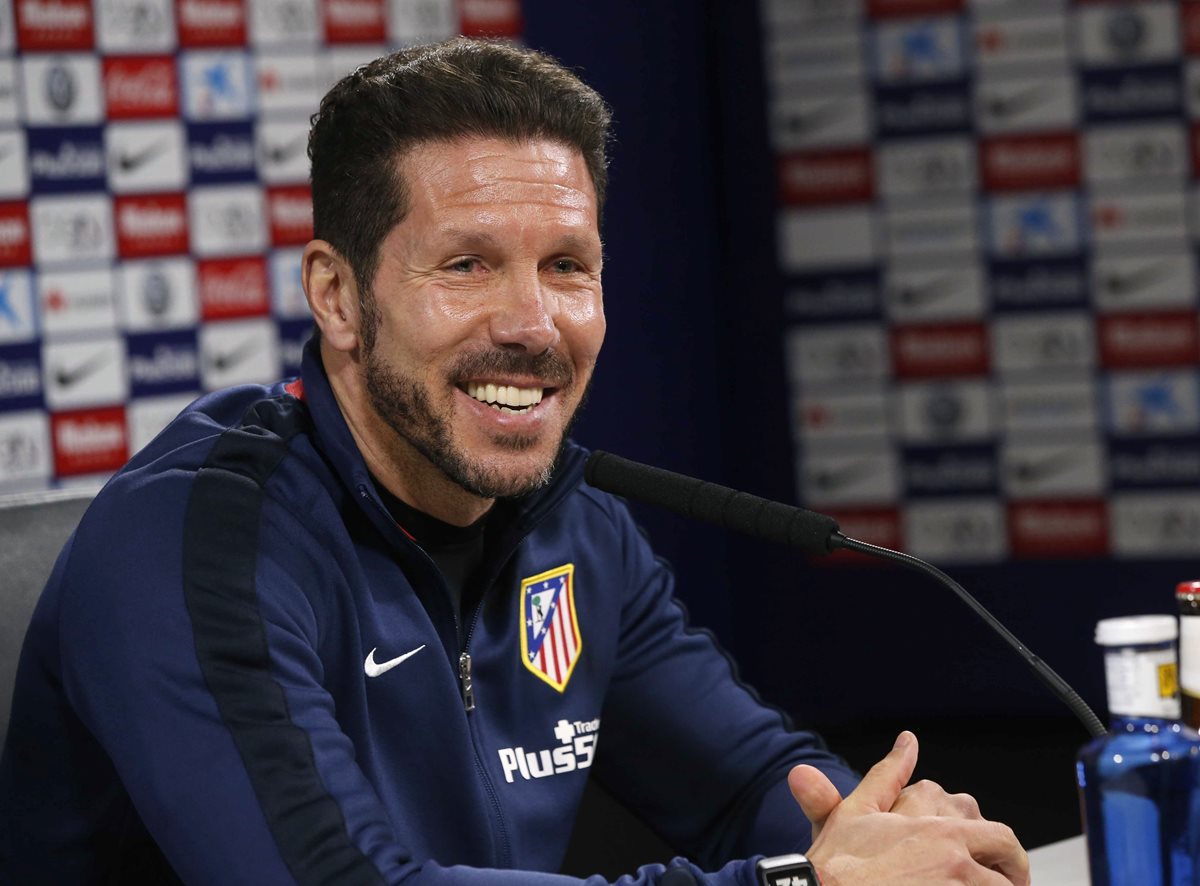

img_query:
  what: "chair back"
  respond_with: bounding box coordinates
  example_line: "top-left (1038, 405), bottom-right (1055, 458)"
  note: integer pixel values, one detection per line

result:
top-left (0, 488), bottom-right (94, 747)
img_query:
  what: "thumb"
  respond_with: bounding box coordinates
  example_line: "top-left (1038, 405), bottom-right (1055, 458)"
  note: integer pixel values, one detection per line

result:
top-left (844, 731), bottom-right (919, 814)
top-left (787, 764), bottom-right (843, 841)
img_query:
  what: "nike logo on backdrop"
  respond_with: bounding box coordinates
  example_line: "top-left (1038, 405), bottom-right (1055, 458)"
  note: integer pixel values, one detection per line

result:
top-left (364, 645), bottom-right (426, 677)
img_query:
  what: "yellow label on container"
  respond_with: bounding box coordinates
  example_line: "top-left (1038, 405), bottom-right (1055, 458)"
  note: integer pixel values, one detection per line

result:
top-left (1159, 662), bottom-right (1179, 698)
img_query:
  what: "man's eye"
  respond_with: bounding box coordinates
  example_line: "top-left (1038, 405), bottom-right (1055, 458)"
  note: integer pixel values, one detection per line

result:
top-left (552, 258), bottom-right (580, 273)
top-left (449, 258), bottom-right (479, 273)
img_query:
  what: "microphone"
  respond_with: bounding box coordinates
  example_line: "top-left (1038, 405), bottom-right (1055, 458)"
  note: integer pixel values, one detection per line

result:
top-left (584, 450), bottom-right (1107, 739)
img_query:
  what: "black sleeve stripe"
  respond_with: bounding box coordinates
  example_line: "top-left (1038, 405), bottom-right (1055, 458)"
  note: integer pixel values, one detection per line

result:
top-left (182, 398), bottom-right (385, 886)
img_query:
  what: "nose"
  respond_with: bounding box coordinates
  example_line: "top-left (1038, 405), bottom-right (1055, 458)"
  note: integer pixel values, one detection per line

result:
top-left (489, 270), bottom-right (560, 354)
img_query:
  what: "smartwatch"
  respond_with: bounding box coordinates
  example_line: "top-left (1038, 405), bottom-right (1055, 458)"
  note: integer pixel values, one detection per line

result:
top-left (754, 853), bottom-right (821, 886)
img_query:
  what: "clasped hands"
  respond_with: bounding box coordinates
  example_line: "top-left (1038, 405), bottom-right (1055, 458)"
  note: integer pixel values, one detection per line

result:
top-left (788, 731), bottom-right (1031, 886)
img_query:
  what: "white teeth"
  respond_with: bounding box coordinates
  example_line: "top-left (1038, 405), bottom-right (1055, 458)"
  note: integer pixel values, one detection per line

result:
top-left (465, 382), bottom-right (545, 410)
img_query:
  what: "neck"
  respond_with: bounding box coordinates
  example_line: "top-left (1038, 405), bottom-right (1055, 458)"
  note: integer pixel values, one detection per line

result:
top-left (321, 340), bottom-right (495, 527)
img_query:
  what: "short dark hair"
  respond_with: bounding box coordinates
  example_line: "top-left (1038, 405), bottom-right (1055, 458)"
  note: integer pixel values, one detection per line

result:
top-left (308, 37), bottom-right (613, 299)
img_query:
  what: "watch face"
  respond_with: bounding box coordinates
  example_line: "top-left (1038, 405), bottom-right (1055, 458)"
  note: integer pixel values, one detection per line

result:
top-left (758, 855), bottom-right (819, 886)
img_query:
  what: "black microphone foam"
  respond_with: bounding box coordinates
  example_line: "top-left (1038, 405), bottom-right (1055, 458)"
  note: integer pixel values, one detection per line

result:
top-left (585, 451), bottom-right (841, 557)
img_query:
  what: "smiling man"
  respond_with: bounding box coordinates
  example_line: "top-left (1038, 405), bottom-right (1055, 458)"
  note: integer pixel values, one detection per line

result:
top-left (0, 39), bottom-right (1028, 886)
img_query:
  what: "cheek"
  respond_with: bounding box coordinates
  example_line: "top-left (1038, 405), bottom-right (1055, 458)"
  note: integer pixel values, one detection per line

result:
top-left (561, 295), bottom-right (606, 363)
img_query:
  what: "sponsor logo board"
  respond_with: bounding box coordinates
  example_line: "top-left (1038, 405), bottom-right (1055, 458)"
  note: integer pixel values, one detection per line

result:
top-left (883, 199), bottom-right (977, 258)
top-left (1098, 312), bottom-right (1200, 368)
top-left (1000, 377), bottom-right (1098, 433)
top-left (15, 0), bottom-right (93, 50)
top-left (180, 50), bottom-right (253, 119)
top-left (778, 148), bottom-right (873, 206)
top-left (989, 257), bottom-right (1087, 310)
top-left (0, 202), bottom-right (32, 267)
top-left (897, 379), bottom-right (992, 442)
top-left (42, 335), bottom-right (128, 409)
top-left (1111, 492), bottom-right (1200, 557)
top-left (37, 267), bottom-right (117, 337)
top-left (254, 50), bottom-right (320, 116)
top-left (0, 128), bottom-right (30, 199)
top-left (875, 135), bottom-right (975, 199)
top-left (265, 184), bottom-right (311, 245)
top-left (323, 0), bottom-right (384, 43)
top-left (188, 120), bottom-right (256, 183)
top-left (278, 316), bottom-right (311, 374)
top-left (990, 312), bottom-right (1095, 374)
top-left (95, 0), bottom-right (175, 52)
top-left (197, 255), bottom-right (268, 319)
top-left (872, 17), bottom-right (965, 83)
top-left (255, 117), bottom-right (309, 184)
top-left (1090, 252), bottom-right (1195, 312)
top-left (904, 445), bottom-right (998, 496)
top-left (247, 0), bottom-right (318, 44)
top-left (902, 497), bottom-right (1006, 563)
top-left (28, 126), bottom-right (106, 194)
top-left (1002, 439), bottom-right (1106, 499)
top-left (21, 54), bottom-right (104, 125)
top-left (127, 329), bottom-right (200, 395)
top-left (980, 132), bottom-right (1080, 191)
top-left (117, 257), bottom-right (198, 329)
top-left (188, 183), bottom-right (266, 256)
top-left (460, 0), bottom-right (522, 37)
top-left (778, 206), bottom-right (875, 272)
top-left (785, 269), bottom-right (880, 321)
top-left (972, 14), bottom-right (1069, 71)
top-left (1082, 66), bottom-right (1182, 121)
top-left (884, 261), bottom-right (984, 322)
top-left (51, 405), bottom-right (128, 476)
top-left (0, 410), bottom-right (52, 488)
top-left (1089, 190), bottom-right (1187, 247)
top-left (176, 0), bottom-right (246, 46)
top-left (1110, 439), bottom-right (1200, 489)
top-left (974, 71), bottom-right (1077, 135)
top-left (794, 385), bottom-right (891, 443)
top-left (1075, 3), bottom-right (1179, 67)
top-left (891, 322), bottom-right (989, 378)
top-left (875, 80), bottom-right (972, 136)
top-left (103, 55), bottom-right (179, 118)
top-left (385, 0), bottom-right (456, 45)
top-left (771, 91), bottom-right (871, 151)
top-left (114, 193), bottom-right (190, 258)
top-left (1106, 370), bottom-right (1200, 435)
top-left (30, 193), bottom-right (115, 266)
top-left (1084, 122), bottom-right (1187, 185)
top-left (988, 192), bottom-right (1081, 257)
top-left (105, 119), bottom-right (188, 194)
top-left (799, 445), bottom-right (900, 506)
top-left (198, 316), bottom-right (279, 388)
top-left (0, 271), bottom-right (36, 342)
top-left (0, 342), bottom-right (43, 408)
top-left (786, 323), bottom-right (890, 386)
top-left (1008, 500), bottom-right (1108, 558)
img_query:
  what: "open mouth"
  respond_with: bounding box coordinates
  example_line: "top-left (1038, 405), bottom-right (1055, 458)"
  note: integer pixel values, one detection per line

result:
top-left (463, 381), bottom-right (548, 414)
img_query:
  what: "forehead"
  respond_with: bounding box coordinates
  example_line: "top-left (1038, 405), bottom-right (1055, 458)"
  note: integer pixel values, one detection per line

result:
top-left (395, 137), bottom-right (599, 227)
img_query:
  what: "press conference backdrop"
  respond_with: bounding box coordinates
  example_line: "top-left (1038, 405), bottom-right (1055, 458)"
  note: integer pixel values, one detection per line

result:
top-left (767, 0), bottom-right (1200, 563)
top-left (0, 0), bottom-right (524, 489)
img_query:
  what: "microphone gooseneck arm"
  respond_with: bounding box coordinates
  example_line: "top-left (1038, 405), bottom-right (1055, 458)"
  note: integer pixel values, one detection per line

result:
top-left (585, 450), bottom-right (1107, 739)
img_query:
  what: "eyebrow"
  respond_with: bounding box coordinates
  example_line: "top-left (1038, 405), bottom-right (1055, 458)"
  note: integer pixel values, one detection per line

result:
top-left (435, 227), bottom-right (602, 255)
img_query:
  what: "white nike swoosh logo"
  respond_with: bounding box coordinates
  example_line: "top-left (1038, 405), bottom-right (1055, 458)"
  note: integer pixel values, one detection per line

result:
top-left (364, 645), bottom-right (426, 677)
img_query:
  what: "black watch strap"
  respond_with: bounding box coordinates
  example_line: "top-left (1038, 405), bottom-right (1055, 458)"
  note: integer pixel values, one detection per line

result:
top-left (754, 853), bottom-right (821, 886)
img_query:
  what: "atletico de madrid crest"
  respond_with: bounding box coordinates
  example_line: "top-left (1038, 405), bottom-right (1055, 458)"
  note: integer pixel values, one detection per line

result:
top-left (520, 564), bottom-right (582, 692)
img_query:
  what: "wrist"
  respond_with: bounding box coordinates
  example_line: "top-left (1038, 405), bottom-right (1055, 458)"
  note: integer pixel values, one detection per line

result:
top-left (754, 853), bottom-right (821, 886)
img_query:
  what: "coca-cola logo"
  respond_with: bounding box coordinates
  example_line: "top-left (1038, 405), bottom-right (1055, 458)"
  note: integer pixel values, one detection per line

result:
top-left (105, 58), bottom-right (177, 115)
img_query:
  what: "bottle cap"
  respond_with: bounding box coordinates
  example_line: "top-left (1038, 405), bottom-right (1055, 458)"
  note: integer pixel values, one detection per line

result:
top-left (1177, 581), bottom-right (1200, 598)
top-left (1095, 615), bottom-right (1177, 647)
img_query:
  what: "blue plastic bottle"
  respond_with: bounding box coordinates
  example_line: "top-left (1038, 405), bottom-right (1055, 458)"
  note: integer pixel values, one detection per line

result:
top-left (1077, 615), bottom-right (1200, 886)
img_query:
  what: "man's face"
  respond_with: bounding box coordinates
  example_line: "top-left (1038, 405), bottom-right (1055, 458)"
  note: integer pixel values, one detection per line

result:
top-left (359, 137), bottom-right (605, 501)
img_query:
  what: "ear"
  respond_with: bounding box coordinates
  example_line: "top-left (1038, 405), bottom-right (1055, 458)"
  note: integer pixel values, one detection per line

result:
top-left (302, 239), bottom-right (361, 353)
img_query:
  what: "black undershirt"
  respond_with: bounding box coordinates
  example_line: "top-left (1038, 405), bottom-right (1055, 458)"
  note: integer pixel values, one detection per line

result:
top-left (373, 481), bottom-right (490, 641)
